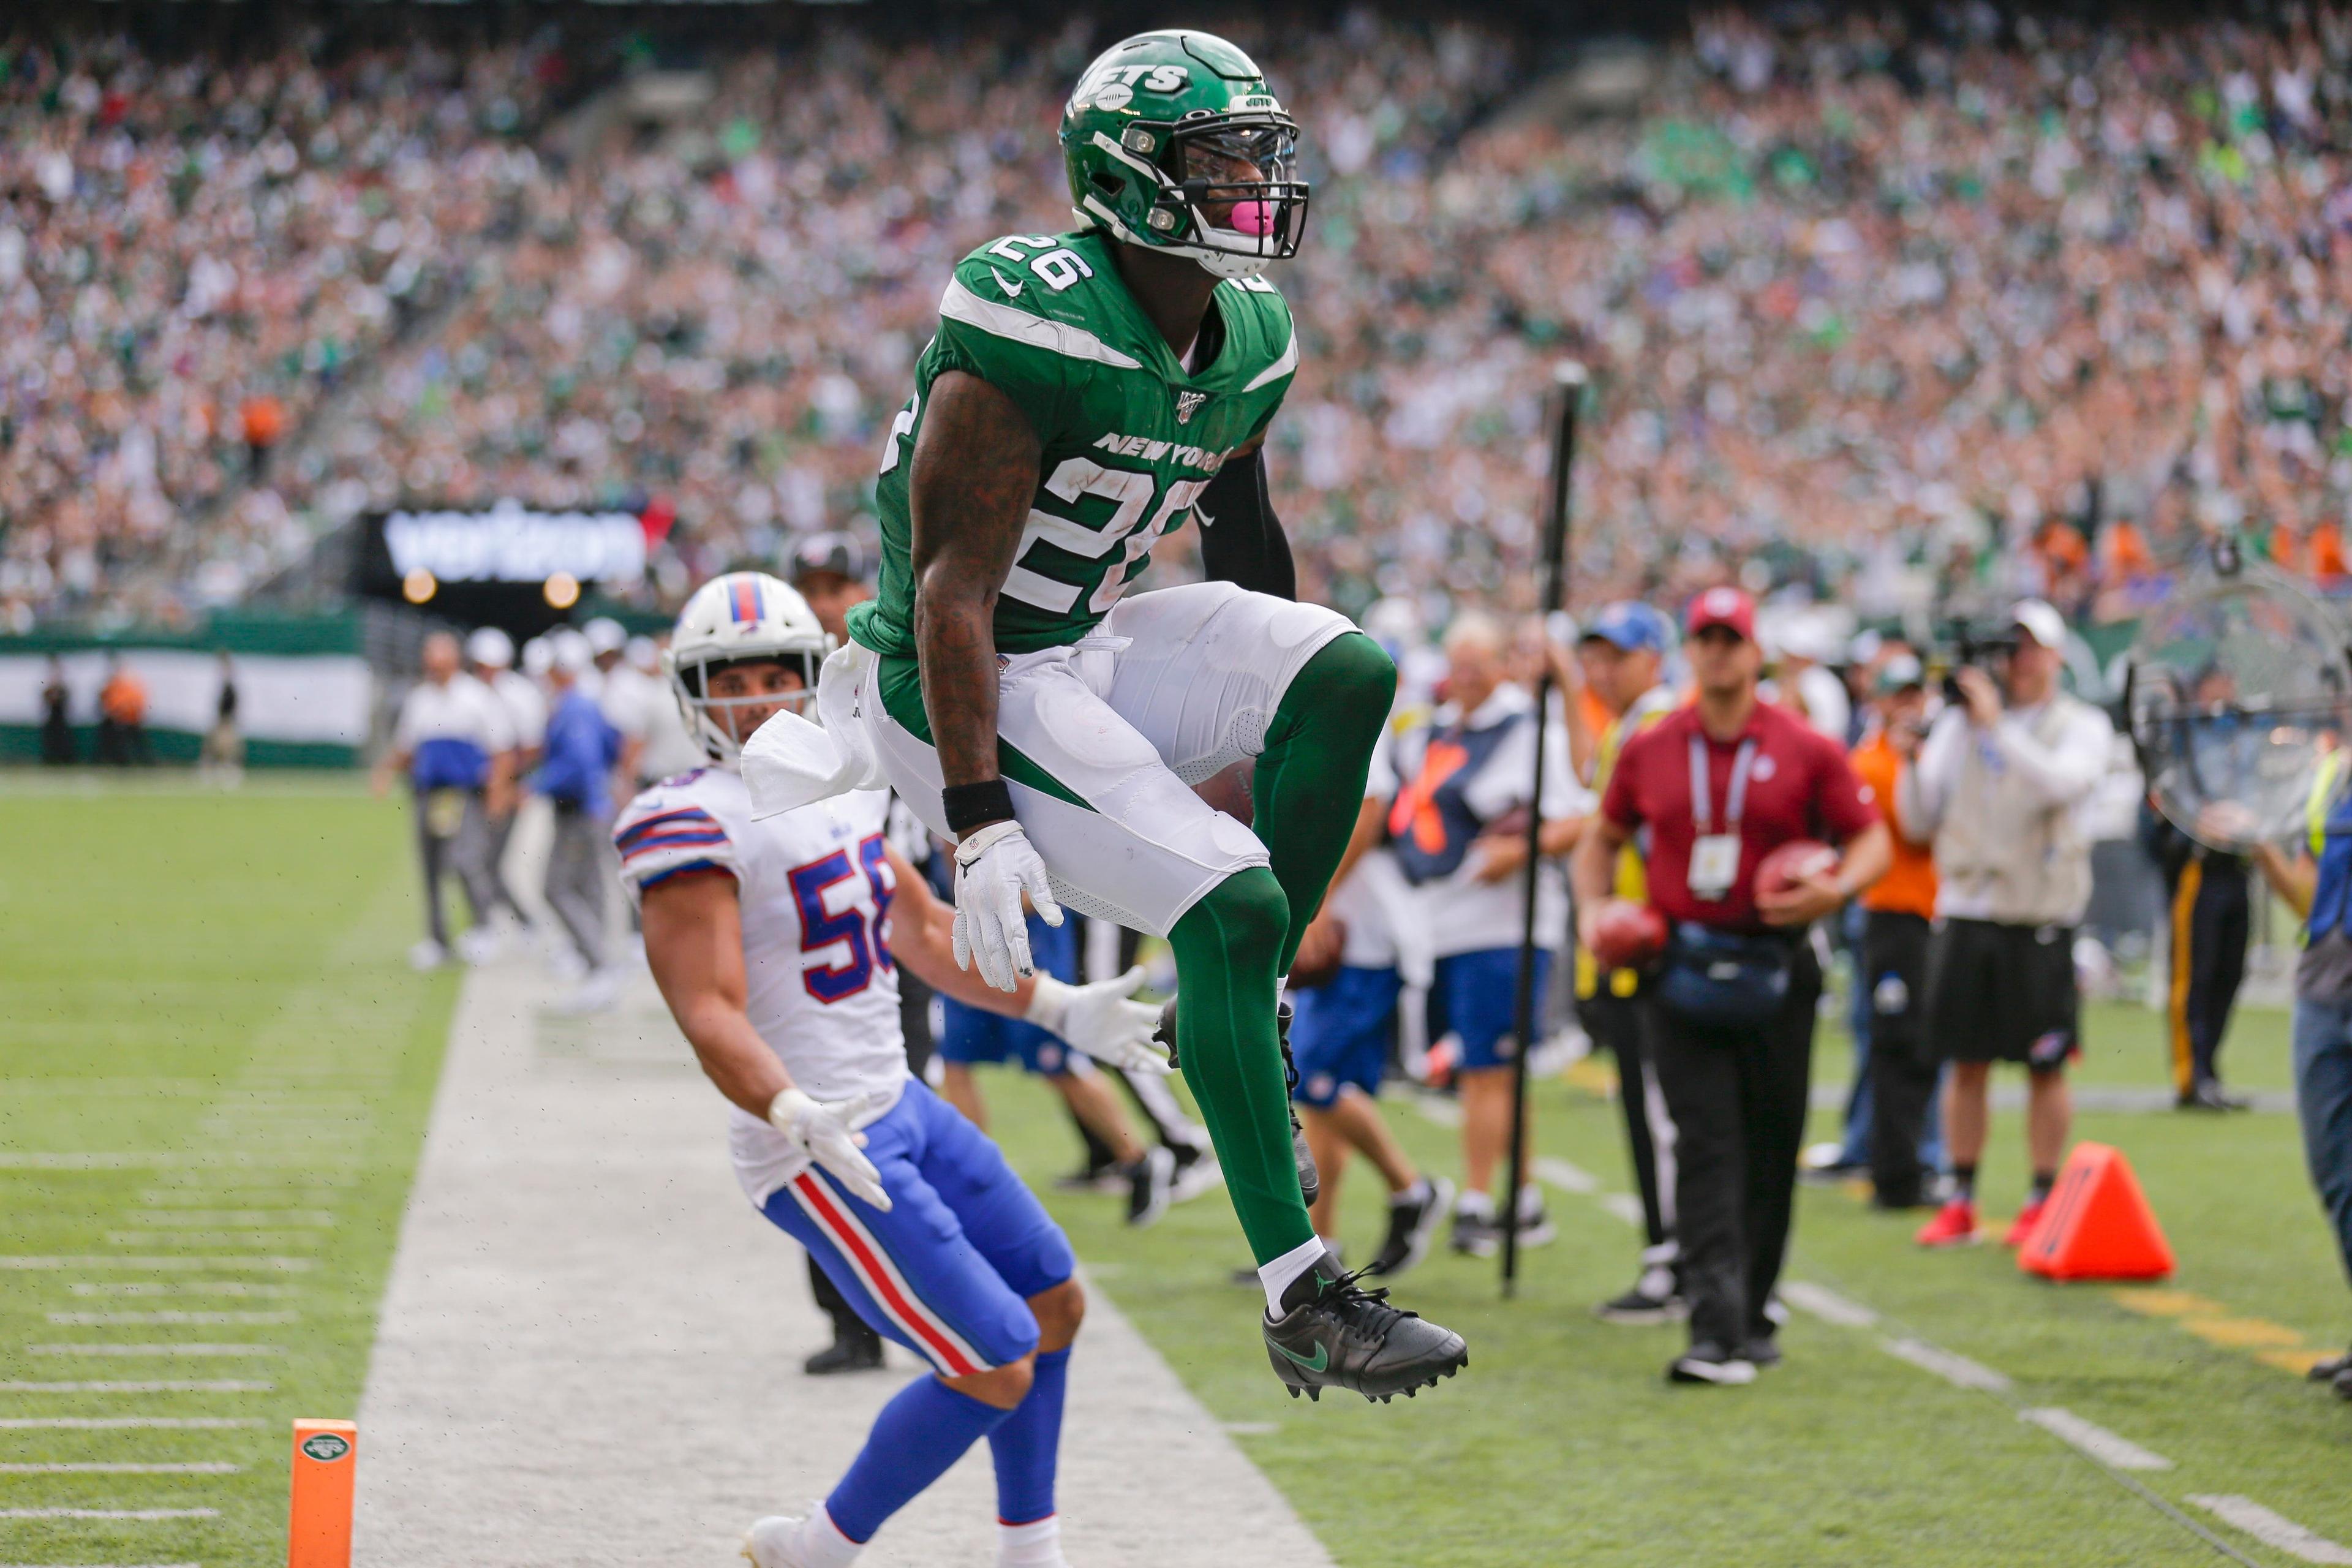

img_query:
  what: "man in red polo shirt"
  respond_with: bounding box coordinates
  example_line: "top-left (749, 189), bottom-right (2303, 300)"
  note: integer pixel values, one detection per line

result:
top-left (1573, 587), bottom-right (1890, 1386)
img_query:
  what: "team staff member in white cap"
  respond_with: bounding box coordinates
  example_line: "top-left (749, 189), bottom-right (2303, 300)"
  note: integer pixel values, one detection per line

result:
top-left (467, 625), bottom-right (546, 933)
top-left (375, 631), bottom-right (516, 970)
top-left (1903, 600), bottom-right (2113, 1251)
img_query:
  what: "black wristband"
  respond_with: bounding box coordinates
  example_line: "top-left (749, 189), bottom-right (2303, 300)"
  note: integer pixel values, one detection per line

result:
top-left (941, 780), bottom-right (1016, 837)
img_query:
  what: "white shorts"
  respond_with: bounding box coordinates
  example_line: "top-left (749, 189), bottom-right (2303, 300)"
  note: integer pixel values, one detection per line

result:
top-left (862, 582), bottom-right (1355, 937)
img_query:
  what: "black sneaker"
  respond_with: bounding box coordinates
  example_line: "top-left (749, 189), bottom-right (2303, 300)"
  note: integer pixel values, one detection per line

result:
top-left (1667, 1343), bottom-right (1757, 1386)
top-left (1449, 1206), bottom-right (1502, 1257)
top-left (1156, 997), bottom-right (1318, 1206)
top-left (803, 1330), bottom-right (884, 1376)
top-left (1262, 1254), bottom-right (1468, 1403)
top-left (1368, 1177), bottom-right (1453, 1279)
top-left (1126, 1146), bottom-right (1176, 1229)
top-left (2179, 1079), bottom-right (2250, 1112)
top-left (1513, 1200), bottom-right (1557, 1250)
top-left (2334, 1366), bottom-right (2352, 1403)
top-left (1744, 1333), bottom-right (1783, 1370)
top-left (2312, 1346), bottom-right (2352, 1383)
top-left (1595, 1263), bottom-right (1687, 1325)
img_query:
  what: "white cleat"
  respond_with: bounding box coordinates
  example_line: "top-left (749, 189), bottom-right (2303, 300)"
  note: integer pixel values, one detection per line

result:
top-left (456, 925), bottom-right (504, 965)
top-left (407, 939), bottom-right (449, 973)
top-left (556, 967), bottom-right (624, 1016)
top-left (741, 1506), bottom-right (840, 1568)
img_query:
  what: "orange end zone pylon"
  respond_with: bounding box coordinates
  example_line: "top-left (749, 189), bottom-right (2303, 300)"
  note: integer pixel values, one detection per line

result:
top-left (288, 1419), bottom-right (358, 1568)
top-left (2018, 1142), bottom-right (2176, 1283)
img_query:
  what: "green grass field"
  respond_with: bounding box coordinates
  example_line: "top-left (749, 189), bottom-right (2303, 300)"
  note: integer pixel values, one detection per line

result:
top-left (0, 778), bottom-right (459, 1567)
top-left (4, 779), bottom-right (2350, 1567)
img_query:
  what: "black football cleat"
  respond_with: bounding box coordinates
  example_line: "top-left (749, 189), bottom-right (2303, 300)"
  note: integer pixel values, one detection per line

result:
top-left (802, 1329), bottom-right (883, 1376)
top-left (1262, 1254), bottom-right (1467, 1404)
top-left (1155, 997), bottom-right (1318, 1207)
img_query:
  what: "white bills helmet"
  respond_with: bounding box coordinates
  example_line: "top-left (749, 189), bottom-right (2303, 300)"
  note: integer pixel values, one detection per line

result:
top-left (667, 571), bottom-right (834, 764)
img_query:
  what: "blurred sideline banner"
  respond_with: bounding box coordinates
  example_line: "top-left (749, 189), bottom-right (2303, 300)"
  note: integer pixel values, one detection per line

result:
top-left (0, 615), bottom-right (370, 767)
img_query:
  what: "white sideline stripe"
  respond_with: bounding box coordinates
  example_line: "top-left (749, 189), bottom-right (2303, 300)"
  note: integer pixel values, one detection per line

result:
top-left (2020, 1408), bottom-right (2173, 1471)
top-left (2189, 1496), bottom-right (2352, 1564)
top-left (0, 1418), bottom-right (261, 1430)
top-left (1779, 1280), bottom-right (1879, 1329)
top-left (1880, 1336), bottom-right (2013, 1392)
top-left (0, 1256), bottom-right (314, 1272)
top-left (1533, 1156), bottom-right (1597, 1194)
top-left (0, 1463), bottom-right (241, 1476)
top-left (29, 1344), bottom-right (284, 1357)
top-left (0, 1153), bottom-right (326, 1169)
top-left (0, 1381), bottom-right (271, 1393)
top-left (50, 1312), bottom-right (296, 1326)
top-left (1598, 1193), bottom-right (1643, 1227)
top-left (0, 1510), bottom-right (219, 1520)
top-left (1411, 1096), bottom-right (1464, 1128)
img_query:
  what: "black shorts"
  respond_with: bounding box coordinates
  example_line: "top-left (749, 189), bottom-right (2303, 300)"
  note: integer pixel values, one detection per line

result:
top-left (1923, 918), bottom-right (2079, 1069)
top-left (1861, 910), bottom-right (1931, 1060)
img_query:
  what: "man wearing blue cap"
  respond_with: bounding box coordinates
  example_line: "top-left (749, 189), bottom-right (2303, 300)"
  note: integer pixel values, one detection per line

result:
top-left (1575, 602), bottom-right (1689, 1324)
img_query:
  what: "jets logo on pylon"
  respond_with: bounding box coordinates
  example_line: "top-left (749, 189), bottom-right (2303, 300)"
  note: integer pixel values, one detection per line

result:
top-left (1174, 390), bottom-right (1207, 425)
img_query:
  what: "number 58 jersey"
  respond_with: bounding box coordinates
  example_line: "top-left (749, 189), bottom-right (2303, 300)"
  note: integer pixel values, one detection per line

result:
top-left (853, 227), bottom-right (1299, 662)
top-left (614, 769), bottom-right (907, 1202)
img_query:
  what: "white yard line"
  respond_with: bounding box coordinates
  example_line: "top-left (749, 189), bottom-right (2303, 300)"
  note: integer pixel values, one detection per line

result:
top-left (28, 1344), bottom-right (284, 1357)
top-left (0, 1419), bottom-right (262, 1430)
top-left (2190, 1497), bottom-right (2352, 1565)
top-left (0, 1382), bottom-right (271, 1394)
top-left (105, 1233), bottom-right (321, 1248)
top-left (0, 1464), bottom-right (241, 1476)
top-left (1878, 1336), bottom-right (2013, 1393)
top-left (1778, 1280), bottom-right (1880, 1330)
top-left (2020, 1408), bottom-right (2174, 1472)
top-left (47, 1313), bottom-right (296, 1326)
top-left (1597, 1193), bottom-right (1645, 1227)
top-left (0, 1510), bottom-right (218, 1521)
top-left (67, 1283), bottom-right (295, 1298)
top-left (119, 1212), bottom-right (334, 1226)
top-left (1532, 1156), bottom-right (1598, 1194)
top-left (355, 958), bottom-right (1334, 1568)
top-left (0, 1256), bottom-right (313, 1272)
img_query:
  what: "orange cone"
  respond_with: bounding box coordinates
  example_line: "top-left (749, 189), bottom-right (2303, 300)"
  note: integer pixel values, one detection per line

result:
top-left (2018, 1142), bottom-right (2174, 1282)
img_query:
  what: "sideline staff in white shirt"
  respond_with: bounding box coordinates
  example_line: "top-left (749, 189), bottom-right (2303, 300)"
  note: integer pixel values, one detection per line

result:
top-left (374, 631), bottom-right (516, 970)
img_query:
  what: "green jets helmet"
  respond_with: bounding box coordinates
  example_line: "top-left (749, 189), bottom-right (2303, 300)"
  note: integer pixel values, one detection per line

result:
top-left (1060, 29), bottom-right (1308, 281)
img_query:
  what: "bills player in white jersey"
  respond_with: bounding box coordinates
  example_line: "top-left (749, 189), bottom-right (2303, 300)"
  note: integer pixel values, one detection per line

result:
top-left (618, 573), bottom-right (1167, 1568)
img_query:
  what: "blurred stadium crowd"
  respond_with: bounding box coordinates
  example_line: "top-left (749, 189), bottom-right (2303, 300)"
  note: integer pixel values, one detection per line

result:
top-left (7, 5), bottom-right (2352, 638)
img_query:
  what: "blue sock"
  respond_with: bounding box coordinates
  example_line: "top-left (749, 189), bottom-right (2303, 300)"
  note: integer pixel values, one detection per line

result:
top-left (987, 1346), bottom-right (1068, 1526)
top-left (826, 1376), bottom-right (1012, 1544)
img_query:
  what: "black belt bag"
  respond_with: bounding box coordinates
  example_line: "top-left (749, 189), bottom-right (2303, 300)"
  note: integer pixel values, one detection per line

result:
top-left (1654, 923), bottom-right (1798, 1029)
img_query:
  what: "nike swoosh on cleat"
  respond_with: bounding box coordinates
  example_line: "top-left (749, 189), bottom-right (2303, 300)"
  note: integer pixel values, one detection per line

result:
top-left (990, 267), bottom-right (1024, 297)
top-left (1272, 1340), bottom-right (1328, 1373)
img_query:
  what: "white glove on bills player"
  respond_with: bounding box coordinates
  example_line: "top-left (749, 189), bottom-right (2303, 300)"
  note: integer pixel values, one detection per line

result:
top-left (1024, 967), bottom-right (1170, 1075)
top-left (766, 1087), bottom-right (893, 1211)
top-left (951, 818), bottom-right (1063, 992)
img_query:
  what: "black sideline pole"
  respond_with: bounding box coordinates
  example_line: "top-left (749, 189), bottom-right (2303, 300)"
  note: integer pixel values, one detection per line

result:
top-left (1502, 360), bottom-right (1585, 1298)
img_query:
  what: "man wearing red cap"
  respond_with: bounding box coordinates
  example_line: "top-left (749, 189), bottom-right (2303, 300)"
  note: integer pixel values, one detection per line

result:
top-left (1573, 586), bottom-right (1891, 1385)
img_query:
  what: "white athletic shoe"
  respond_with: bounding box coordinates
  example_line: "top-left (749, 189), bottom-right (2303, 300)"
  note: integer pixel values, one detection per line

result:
top-left (407, 940), bottom-right (449, 973)
top-left (557, 967), bottom-right (624, 1016)
top-left (456, 925), bottom-right (503, 965)
top-left (545, 940), bottom-right (589, 983)
top-left (742, 1505), bottom-right (842, 1568)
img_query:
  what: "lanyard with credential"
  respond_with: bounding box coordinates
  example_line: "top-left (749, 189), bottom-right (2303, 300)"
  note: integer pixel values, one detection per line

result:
top-left (1689, 736), bottom-right (1759, 834)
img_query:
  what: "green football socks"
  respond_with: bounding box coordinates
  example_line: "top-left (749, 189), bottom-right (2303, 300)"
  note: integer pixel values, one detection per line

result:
top-left (1167, 633), bottom-right (1397, 1267)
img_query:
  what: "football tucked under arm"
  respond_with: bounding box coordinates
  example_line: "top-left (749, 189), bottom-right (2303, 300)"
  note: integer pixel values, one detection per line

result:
top-left (1194, 444), bottom-right (1294, 601)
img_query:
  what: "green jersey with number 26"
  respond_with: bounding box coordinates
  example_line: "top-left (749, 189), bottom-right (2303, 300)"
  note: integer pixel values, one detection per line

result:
top-left (850, 227), bottom-right (1298, 659)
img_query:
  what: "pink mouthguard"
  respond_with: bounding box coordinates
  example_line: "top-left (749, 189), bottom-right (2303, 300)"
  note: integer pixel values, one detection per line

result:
top-left (1226, 200), bottom-right (1275, 236)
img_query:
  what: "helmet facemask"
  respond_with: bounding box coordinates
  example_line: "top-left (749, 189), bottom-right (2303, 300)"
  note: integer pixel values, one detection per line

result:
top-left (1089, 111), bottom-right (1308, 279)
top-left (673, 650), bottom-right (821, 764)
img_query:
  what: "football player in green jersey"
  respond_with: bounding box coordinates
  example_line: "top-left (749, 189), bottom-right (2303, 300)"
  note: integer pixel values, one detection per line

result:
top-left (823, 29), bottom-right (1468, 1405)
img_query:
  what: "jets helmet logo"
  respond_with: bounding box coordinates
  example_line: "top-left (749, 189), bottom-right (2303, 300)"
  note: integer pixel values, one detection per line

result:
top-left (1174, 390), bottom-right (1208, 425)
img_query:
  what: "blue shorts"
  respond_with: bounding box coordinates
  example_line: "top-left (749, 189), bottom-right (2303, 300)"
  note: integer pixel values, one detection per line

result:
top-left (1431, 947), bottom-right (1553, 1071)
top-left (938, 912), bottom-right (1081, 1076)
top-left (759, 1080), bottom-right (1074, 1376)
top-left (1289, 965), bottom-right (1403, 1108)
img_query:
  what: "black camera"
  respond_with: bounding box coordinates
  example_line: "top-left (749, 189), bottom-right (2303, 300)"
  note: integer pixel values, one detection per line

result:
top-left (1936, 622), bottom-right (2019, 706)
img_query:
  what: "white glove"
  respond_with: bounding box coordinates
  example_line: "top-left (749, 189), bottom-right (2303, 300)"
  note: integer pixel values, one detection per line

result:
top-left (951, 819), bottom-right (1062, 992)
top-left (1025, 967), bottom-right (1170, 1075)
top-left (767, 1088), bottom-right (893, 1211)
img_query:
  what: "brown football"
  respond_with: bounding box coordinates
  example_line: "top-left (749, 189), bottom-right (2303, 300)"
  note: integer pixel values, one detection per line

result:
top-left (1754, 839), bottom-right (1838, 900)
top-left (1588, 900), bottom-right (1669, 971)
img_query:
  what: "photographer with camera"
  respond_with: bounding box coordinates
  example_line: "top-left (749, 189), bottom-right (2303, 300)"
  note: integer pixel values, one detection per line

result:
top-left (1902, 601), bottom-right (2114, 1250)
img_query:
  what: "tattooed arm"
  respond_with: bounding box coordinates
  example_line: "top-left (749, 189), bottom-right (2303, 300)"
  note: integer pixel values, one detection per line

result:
top-left (908, 370), bottom-right (1042, 807)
